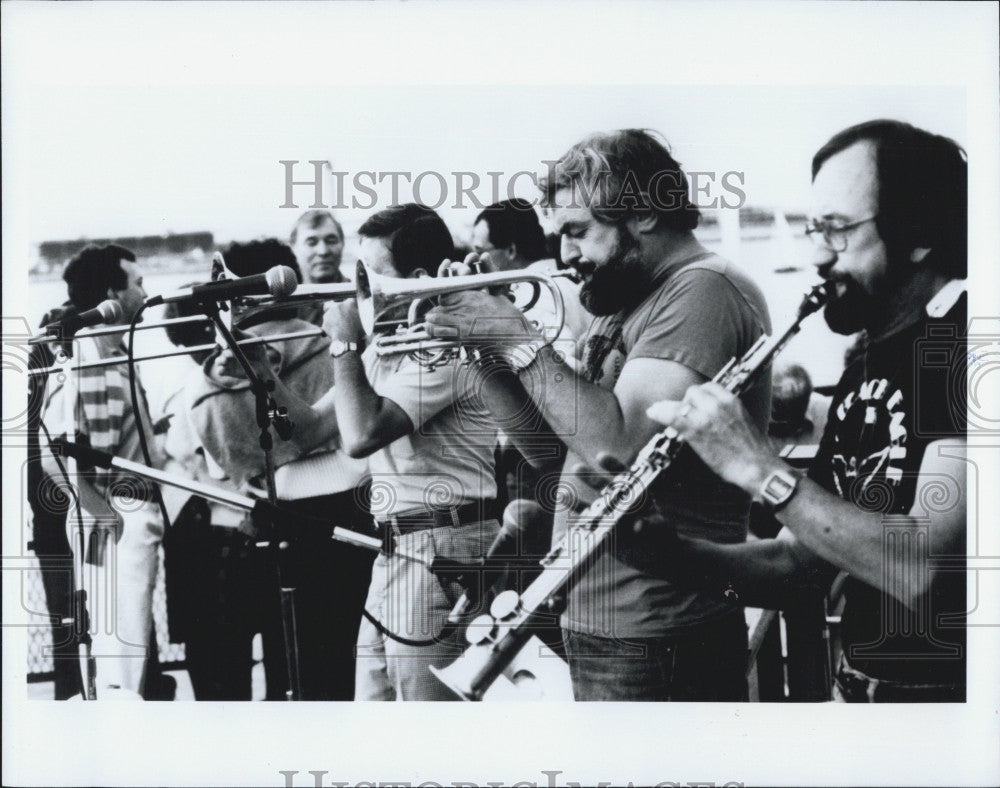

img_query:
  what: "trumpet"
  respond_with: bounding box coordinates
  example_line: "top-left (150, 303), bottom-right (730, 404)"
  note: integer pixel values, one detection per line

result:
top-left (429, 281), bottom-right (831, 700)
top-left (355, 260), bottom-right (568, 369)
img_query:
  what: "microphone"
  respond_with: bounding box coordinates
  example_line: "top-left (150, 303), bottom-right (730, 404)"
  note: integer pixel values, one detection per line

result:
top-left (145, 265), bottom-right (298, 307)
top-left (29, 300), bottom-right (123, 344)
top-left (446, 499), bottom-right (539, 624)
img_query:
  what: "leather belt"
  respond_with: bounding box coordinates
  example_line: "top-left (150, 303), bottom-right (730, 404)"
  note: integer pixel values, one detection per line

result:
top-left (375, 499), bottom-right (499, 540)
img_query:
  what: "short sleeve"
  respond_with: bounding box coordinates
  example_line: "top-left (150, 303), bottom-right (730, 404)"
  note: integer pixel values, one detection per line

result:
top-left (626, 267), bottom-right (762, 380)
top-left (368, 352), bottom-right (459, 430)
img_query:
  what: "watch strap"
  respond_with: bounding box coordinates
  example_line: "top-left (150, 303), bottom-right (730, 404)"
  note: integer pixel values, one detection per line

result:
top-left (756, 467), bottom-right (803, 512)
top-left (330, 340), bottom-right (360, 358)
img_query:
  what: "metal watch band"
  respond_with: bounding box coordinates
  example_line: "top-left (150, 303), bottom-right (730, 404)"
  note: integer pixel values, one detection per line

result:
top-left (330, 340), bottom-right (359, 358)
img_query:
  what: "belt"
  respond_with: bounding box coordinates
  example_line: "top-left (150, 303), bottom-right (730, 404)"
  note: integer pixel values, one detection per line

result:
top-left (835, 657), bottom-right (965, 702)
top-left (375, 499), bottom-right (499, 540)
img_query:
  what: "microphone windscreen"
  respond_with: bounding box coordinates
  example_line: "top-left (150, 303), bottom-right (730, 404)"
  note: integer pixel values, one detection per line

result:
top-left (266, 265), bottom-right (299, 298)
top-left (97, 300), bottom-right (124, 323)
top-left (502, 498), bottom-right (542, 535)
top-left (502, 498), bottom-right (554, 560)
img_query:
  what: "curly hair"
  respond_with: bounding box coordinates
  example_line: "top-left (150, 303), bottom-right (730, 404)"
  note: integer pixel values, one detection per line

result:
top-left (540, 129), bottom-right (700, 231)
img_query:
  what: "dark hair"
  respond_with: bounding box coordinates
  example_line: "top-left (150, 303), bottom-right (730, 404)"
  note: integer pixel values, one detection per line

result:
top-left (475, 199), bottom-right (548, 262)
top-left (222, 238), bottom-right (303, 283)
top-left (62, 244), bottom-right (136, 311)
top-left (541, 129), bottom-right (700, 232)
top-left (164, 282), bottom-right (216, 353)
top-left (812, 120), bottom-right (967, 279)
top-left (770, 363), bottom-right (813, 429)
top-left (357, 203), bottom-right (454, 278)
top-left (290, 209), bottom-right (344, 245)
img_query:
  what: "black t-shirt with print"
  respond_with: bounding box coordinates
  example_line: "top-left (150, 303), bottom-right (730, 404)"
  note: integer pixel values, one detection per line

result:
top-left (810, 292), bottom-right (967, 685)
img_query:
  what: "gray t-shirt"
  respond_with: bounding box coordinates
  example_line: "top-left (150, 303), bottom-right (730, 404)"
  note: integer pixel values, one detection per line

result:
top-left (557, 253), bottom-right (772, 638)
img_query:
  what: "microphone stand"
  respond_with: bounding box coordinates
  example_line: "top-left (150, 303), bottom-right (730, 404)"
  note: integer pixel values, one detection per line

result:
top-left (30, 329), bottom-right (97, 700)
top-left (201, 301), bottom-right (304, 701)
top-left (52, 335), bottom-right (101, 700)
top-left (69, 535), bottom-right (98, 700)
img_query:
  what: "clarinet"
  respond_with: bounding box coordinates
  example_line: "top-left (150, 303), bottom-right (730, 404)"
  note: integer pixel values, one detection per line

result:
top-left (429, 281), bottom-right (830, 700)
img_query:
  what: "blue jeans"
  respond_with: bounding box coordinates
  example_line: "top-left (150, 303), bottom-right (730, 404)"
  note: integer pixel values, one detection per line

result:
top-left (563, 610), bottom-right (749, 701)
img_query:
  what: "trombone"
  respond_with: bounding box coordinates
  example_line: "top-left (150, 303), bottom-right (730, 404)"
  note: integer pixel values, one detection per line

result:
top-left (27, 327), bottom-right (325, 377)
top-left (30, 262), bottom-right (571, 374)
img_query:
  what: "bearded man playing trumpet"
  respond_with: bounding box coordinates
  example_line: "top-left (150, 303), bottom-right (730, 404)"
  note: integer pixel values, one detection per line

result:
top-left (425, 130), bottom-right (772, 701)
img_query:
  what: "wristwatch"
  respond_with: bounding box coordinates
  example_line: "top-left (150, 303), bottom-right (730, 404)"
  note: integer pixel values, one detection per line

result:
top-left (756, 467), bottom-right (803, 512)
top-left (329, 339), bottom-right (359, 358)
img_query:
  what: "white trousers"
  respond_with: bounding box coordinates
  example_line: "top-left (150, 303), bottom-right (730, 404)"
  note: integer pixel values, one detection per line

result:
top-left (69, 500), bottom-right (163, 696)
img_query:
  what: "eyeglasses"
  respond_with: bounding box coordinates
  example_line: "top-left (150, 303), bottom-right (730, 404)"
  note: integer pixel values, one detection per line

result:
top-left (804, 215), bottom-right (878, 252)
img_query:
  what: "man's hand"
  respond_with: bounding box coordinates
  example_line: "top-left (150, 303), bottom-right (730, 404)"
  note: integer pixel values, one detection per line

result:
top-left (647, 381), bottom-right (782, 495)
top-left (151, 413), bottom-right (174, 436)
top-left (209, 328), bottom-right (278, 385)
top-left (323, 298), bottom-right (366, 344)
top-left (424, 253), bottom-right (542, 347)
top-left (567, 452), bottom-right (680, 564)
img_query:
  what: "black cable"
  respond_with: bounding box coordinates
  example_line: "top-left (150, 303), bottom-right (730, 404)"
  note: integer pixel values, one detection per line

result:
top-left (359, 606), bottom-right (456, 649)
top-left (251, 505), bottom-right (456, 648)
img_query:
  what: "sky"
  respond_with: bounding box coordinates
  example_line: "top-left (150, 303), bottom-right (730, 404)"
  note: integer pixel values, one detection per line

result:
top-left (14, 83), bottom-right (967, 246)
top-left (15, 85), bottom-right (965, 242)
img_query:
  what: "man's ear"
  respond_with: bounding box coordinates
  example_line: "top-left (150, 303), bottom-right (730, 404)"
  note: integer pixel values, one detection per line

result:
top-left (409, 267), bottom-right (429, 279)
top-left (627, 210), bottom-right (658, 235)
top-left (107, 287), bottom-right (119, 301)
top-left (505, 243), bottom-right (518, 261)
top-left (910, 247), bottom-right (932, 264)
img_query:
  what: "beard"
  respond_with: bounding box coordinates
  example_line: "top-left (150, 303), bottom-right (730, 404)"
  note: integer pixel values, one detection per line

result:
top-left (576, 229), bottom-right (650, 316)
top-left (822, 274), bottom-right (873, 335)
top-left (822, 252), bottom-right (906, 336)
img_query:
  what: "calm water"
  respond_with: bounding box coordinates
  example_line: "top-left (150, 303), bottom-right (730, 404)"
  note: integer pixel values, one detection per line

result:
top-left (27, 235), bottom-right (851, 398)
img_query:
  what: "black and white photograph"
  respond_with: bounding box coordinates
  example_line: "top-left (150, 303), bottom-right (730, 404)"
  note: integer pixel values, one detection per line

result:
top-left (2, 2), bottom-right (999, 786)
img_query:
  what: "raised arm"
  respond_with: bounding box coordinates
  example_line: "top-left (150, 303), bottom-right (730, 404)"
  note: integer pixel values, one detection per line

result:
top-left (649, 384), bottom-right (966, 609)
top-left (426, 288), bottom-right (707, 466)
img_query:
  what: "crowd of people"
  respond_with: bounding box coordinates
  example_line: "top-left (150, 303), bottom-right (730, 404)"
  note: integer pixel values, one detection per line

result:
top-left (29, 119), bottom-right (968, 703)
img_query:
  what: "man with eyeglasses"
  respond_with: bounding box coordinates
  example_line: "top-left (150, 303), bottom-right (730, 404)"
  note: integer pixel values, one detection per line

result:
top-left (640, 120), bottom-right (968, 702)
